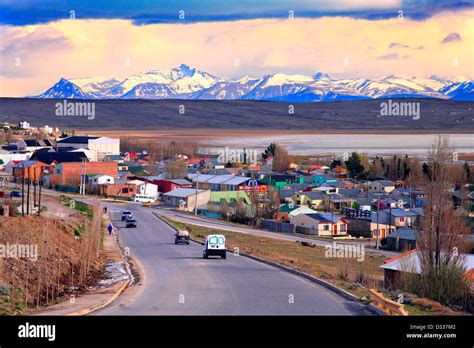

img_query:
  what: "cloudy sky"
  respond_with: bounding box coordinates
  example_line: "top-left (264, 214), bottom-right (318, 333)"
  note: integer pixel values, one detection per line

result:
top-left (0, 0), bottom-right (473, 97)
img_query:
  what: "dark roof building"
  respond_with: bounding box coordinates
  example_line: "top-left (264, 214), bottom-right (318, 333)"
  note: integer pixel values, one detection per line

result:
top-left (57, 136), bottom-right (98, 144)
top-left (30, 151), bottom-right (88, 164)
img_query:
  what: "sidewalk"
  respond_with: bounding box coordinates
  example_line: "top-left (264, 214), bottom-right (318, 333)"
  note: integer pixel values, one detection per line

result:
top-left (29, 213), bottom-right (130, 316)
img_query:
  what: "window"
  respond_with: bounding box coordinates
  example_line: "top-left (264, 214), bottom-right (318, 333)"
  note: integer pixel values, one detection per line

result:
top-left (209, 236), bottom-right (218, 244)
top-left (340, 224), bottom-right (347, 232)
top-left (323, 225), bottom-right (329, 231)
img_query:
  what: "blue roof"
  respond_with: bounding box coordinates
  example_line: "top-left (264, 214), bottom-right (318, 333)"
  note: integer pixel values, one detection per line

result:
top-left (387, 228), bottom-right (419, 241)
top-left (307, 212), bottom-right (344, 224)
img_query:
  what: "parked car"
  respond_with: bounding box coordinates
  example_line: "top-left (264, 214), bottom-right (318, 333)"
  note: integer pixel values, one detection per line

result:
top-left (175, 230), bottom-right (190, 245)
top-left (203, 234), bottom-right (226, 259)
top-left (10, 191), bottom-right (22, 198)
top-left (121, 211), bottom-right (133, 220)
top-left (125, 219), bottom-right (137, 228)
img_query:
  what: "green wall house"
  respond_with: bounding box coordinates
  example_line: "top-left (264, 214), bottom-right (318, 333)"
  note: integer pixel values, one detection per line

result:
top-left (210, 191), bottom-right (251, 204)
top-left (262, 174), bottom-right (304, 190)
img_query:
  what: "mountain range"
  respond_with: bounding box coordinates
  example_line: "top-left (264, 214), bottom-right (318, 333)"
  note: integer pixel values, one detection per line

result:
top-left (33, 64), bottom-right (473, 102)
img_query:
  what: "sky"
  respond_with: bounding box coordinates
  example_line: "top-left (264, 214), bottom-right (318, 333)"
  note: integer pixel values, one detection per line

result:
top-left (0, 0), bottom-right (473, 97)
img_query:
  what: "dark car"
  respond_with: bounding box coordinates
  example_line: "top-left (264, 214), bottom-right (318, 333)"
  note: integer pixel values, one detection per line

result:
top-left (121, 211), bottom-right (132, 221)
top-left (10, 191), bottom-right (22, 198)
top-left (125, 219), bottom-right (137, 228)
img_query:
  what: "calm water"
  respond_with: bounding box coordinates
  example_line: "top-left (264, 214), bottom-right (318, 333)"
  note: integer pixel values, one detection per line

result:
top-left (203, 133), bottom-right (474, 157)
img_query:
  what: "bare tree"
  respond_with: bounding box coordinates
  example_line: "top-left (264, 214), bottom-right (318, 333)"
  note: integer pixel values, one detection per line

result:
top-left (165, 160), bottom-right (187, 179)
top-left (272, 144), bottom-right (290, 172)
top-left (410, 136), bottom-right (471, 307)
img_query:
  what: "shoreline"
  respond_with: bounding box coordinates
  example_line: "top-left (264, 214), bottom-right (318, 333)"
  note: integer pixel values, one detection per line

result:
top-left (79, 129), bottom-right (474, 137)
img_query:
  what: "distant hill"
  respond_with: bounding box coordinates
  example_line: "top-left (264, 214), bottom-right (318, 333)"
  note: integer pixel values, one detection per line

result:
top-left (0, 97), bottom-right (473, 131)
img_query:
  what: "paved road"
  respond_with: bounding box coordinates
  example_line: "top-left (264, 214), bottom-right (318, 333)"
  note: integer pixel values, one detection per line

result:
top-left (157, 207), bottom-right (398, 257)
top-left (95, 203), bottom-right (373, 315)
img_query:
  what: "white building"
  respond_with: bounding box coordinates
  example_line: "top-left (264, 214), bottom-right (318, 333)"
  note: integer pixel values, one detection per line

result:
top-left (43, 125), bottom-right (53, 134)
top-left (163, 188), bottom-right (211, 212)
top-left (88, 137), bottom-right (120, 161)
top-left (57, 136), bottom-right (120, 161)
top-left (127, 180), bottom-right (159, 198)
top-left (90, 175), bottom-right (114, 185)
top-left (19, 121), bottom-right (30, 129)
top-left (288, 206), bottom-right (318, 224)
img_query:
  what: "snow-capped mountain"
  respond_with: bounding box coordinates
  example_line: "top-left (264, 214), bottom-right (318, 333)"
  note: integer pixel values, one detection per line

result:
top-left (36, 78), bottom-right (94, 99)
top-left (439, 81), bottom-right (474, 101)
top-left (32, 65), bottom-right (473, 102)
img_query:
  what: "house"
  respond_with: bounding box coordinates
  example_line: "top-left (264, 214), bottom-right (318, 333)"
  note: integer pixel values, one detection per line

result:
top-left (276, 203), bottom-right (297, 222)
top-left (224, 177), bottom-right (262, 192)
top-left (163, 188), bottom-right (211, 212)
top-left (210, 191), bottom-right (251, 205)
top-left (386, 228), bottom-right (419, 251)
top-left (312, 174), bottom-right (337, 187)
top-left (19, 121), bottom-right (30, 129)
top-left (380, 250), bottom-right (474, 289)
top-left (288, 206), bottom-right (318, 224)
top-left (203, 159), bottom-right (225, 170)
top-left (293, 212), bottom-right (348, 236)
top-left (261, 174), bottom-right (303, 190)
top-left (278, 189), bottom-right (298, 204)
top-left (155, 179), bottom-right (193, 193)
top-left (368, 180), bottom-right (396, 193)
top-left (207, 175), bottom-right (235, 191)
top-left (136, 181), bottom-right (159, 198)
top-left (47, 162), bottom-right (118, 187)
top-left (11, 160), bottom-right (48, 181)
top-left (293, 190), bottom-right (325, 208)
top-left (90, 174), bottom-right (114, 186)
top-left (187, 173), bottom-right (216, 190)
top-left (0, 153), bottom-right (29, 169)
top-left (370, 208), bottom-right (423, 239)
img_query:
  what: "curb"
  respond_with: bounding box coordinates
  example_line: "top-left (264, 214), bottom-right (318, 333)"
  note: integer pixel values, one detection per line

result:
top-left (66, 278), bottom-right (130, 316)
top-left (154, 212), bottom-right (383, 315)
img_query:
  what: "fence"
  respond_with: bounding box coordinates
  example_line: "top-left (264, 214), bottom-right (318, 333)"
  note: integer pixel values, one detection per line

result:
top-left (55, 185), bottom-right (79, 193)
top-left (369, 288), bottom-right (408, 316)
top-left (260, 219), bottom-right (295, 233)
top-left (295, 226), bottom-right (318, 235)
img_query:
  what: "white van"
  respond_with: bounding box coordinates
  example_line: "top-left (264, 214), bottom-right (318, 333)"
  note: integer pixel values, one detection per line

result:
top-left (132, 194), bottom-right (155, 203)
top-left (203, 234), bottom-right (226, 259)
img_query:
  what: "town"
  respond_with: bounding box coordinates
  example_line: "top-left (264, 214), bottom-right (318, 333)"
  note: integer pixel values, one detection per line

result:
top-left (0, 120), bottom-right (472, 317)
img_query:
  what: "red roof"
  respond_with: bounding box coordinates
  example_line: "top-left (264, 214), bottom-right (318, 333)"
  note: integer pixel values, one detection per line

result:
top-left (187, 158), bottom-right (210, 164)
top-left (383, 248), bottom-right (418, 264)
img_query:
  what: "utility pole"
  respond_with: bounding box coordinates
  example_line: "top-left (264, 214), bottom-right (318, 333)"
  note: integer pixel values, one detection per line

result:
top-left (26, 166), bottom-right (30, 215)
top-left (375, 194), bottom-right (380, 249)
top-left (38, 167), bottom-right (42, 216)
top-left (80, 158), bottom-right (86, 195)
top-left (21, 165), bottom-right (25, 217)
top-left (33, 166), bottom-right (37, 207)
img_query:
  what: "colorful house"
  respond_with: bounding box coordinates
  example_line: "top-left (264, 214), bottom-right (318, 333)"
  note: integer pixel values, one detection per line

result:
top-left (293, 212), bottom-right (348, 236)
